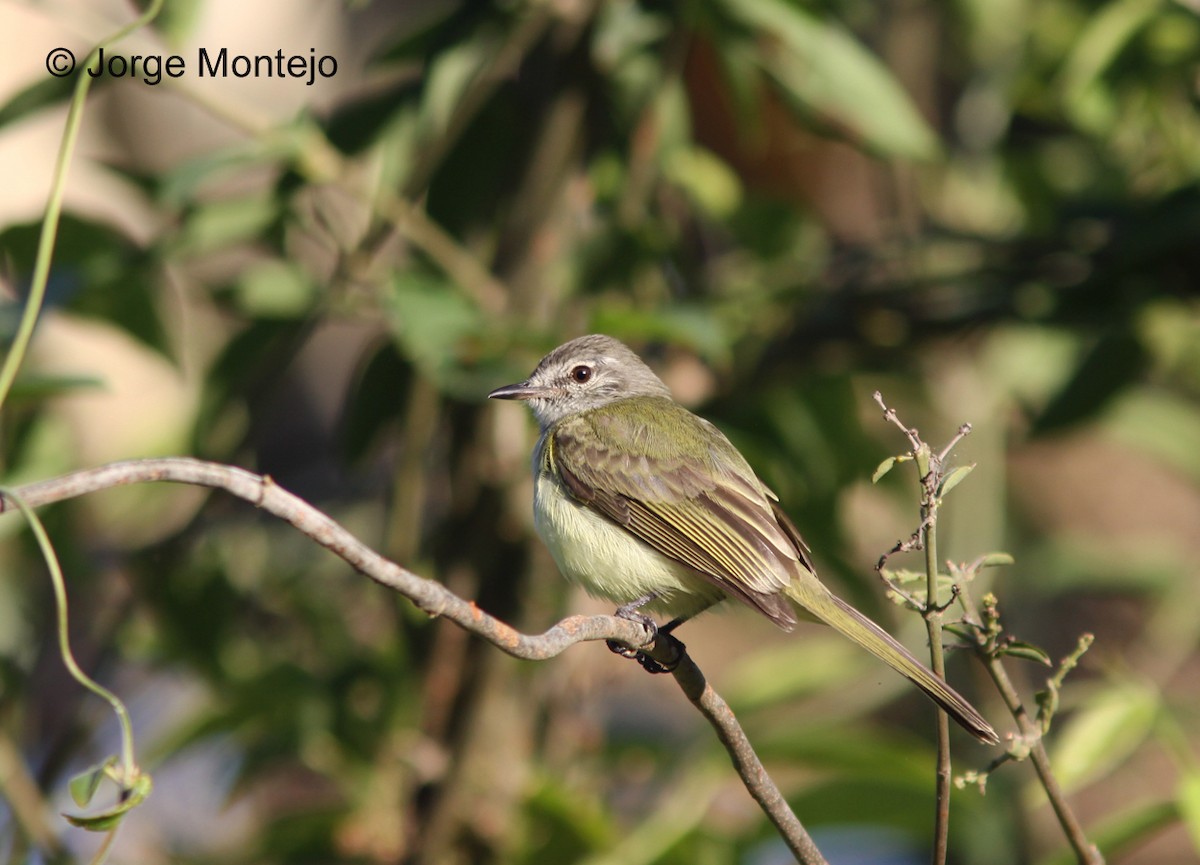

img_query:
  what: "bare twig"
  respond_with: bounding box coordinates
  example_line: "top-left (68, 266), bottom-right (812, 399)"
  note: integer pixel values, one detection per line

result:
top-left (0, 459), bottom-right (643, 659)
top-left (1, 458), bottom-right (826, 862)
top-left (873, 393), bottom-right (977, 865)
top-left (959, 590), bottom-right (1105, 865)
top-left (667, 650), bottom-right (828, 864)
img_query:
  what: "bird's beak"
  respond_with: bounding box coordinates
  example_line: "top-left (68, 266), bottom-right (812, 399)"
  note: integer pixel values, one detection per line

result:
top-left (488, 381), bottom-right (543, 401)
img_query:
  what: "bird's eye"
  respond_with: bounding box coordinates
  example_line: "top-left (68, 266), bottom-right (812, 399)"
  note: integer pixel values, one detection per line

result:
top-left (569, 365), bottom-right (592, 383)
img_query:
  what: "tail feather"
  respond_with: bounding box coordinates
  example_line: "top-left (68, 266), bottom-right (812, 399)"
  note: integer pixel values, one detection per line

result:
top-left (789, 586), bottom-right (998, 744)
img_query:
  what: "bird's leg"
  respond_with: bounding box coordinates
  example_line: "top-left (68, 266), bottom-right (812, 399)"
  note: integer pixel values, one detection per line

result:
top-left (660, 596), bottom-right (720, 635)
top-left (606, 593), bottom-right (687, 674)
top-left (606, 593), bottom-right (660, 659)
top-left (660, 616), bottom-right (687, 635)
top-left (613, 593), bottom-right (660, 633)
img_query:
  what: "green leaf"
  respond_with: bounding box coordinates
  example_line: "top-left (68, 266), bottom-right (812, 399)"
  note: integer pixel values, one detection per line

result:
top-left (943, 622), bottom-right (977, 643)
top-left (1059, 0), bottom-right (1161, 132)
top-left (9, 374), bottom-right (104, 400)
top-left (384, 272), bottom-right (482, 395)
top-left (68, 757), bottom-right (118, 807)
top-left (663, 146), bottom-right (743, 217)
top-left (589, 304), bottom-right (733, 364)
top-left (712, 0), bottom-right (939, 159)
top-left (880, 568), bottom-right (926, 586)
top-left (996, 641), bottom-right (1053, 666)
top-left (1049, 681), bottom-right (1160, 792)
top-left (63, 772), bottom-right (152, 832)
top-left (418, 33), bottom-right (493, 141)
top-left (174, 194), bottom-right (280, 256)
top-left (1037, 799), bottom-right (1179, 865)
top-left (871, 456), bottom-right (896, 483)
top-left (977, 552), bottom-right (1015, 569)
top-left (938, 463), bottom-right (975, 496)
top-left (0, 217), bottom-right (170, 357)
top-left (375, 2), bottom-right (464, 63)
top-left (1033, 329), bottom-right (1147, 434)
top-left (235, 259), bottom-right (316, 319)
top-left (0, 75), bottom-right (76, 132)
top-left (340, 342), bottom-right (412, 462)
top-left (1177, 772), bottom-right (1200, 852)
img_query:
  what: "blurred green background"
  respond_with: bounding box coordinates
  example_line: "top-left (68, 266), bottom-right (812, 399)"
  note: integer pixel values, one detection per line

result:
top-left (1, 0), bottom-right (1198, 862)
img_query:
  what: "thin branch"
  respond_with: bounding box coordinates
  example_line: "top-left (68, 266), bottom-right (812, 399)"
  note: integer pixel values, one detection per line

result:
top-left (873, 392), bottom-right (978, 865)
top-left (0, 732), bottom-right (64, 858)
top-left (1, 458), bottom-right (826, 861)
top-left (873, 390), bottom-right (921, 450)
top-left (0, 458), bottom-right (642, 660)
top-left (0, 0), bottom-right (165, 410)
top-left (959, 592), bottom-right (1105, 865)
top-left (921, 488), bottom-right (952, 865)
top-left (668, 650), bottom-right (828, 865)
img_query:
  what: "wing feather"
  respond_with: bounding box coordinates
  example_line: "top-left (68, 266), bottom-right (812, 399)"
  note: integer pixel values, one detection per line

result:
top-left (548, 397), bottom-right (810, 628)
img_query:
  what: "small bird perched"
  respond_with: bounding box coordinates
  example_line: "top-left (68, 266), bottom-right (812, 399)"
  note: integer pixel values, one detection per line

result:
top-left (489, 334), bottom-right (998, 744)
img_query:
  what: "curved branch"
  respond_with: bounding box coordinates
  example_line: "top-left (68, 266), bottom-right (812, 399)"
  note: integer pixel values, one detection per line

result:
top-left (668, 652), bottom-right (828, 864)
top-left (1, 457), bottom-right (826, 863)
top-left (0, 458), bottom-right (645, 659)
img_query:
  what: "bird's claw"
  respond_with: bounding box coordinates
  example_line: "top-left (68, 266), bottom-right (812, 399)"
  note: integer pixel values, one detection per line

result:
top-left (605, 601), bottom-right (685, 673)
top-left (606, 639), bottom-right (641, 659)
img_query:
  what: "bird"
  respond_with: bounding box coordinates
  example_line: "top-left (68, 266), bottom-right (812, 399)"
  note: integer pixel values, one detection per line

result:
top-left (489, 334), bottom-right (998, 744)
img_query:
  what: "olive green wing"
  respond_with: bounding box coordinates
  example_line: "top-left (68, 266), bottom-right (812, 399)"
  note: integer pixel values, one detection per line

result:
top-left (546, 397), bottom-right (808, 629)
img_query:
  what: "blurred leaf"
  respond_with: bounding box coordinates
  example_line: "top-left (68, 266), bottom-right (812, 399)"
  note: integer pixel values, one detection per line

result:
top-left (977, 552), bottom-right (1015, 569)
top-left (593, 0), bottom-right (670, 73)
top-left (880, 568), bottom-right (925, 586)
top-left (0, 75), bottom-right (76, 131)
top-left (340, 341), bottom-right (412, 462)
top-left (758, 726), bottom-right (932, 785)
top-left (375, 2), bottom-right (469, 62)
top-left (1032, 329), bottom-right (1148, 434)
top-left (193, 320), bottom-right (310, 456)
top-left (384, 272), bottom-right (481, 394)
top-left (418, 33), bottom-right (493, 141)
top-left (996, 641), bottom-right (1053, 666)
top-left (69, 756), bottom-right (118, 807)
top-left (515, 778), bottom-right (615, 863)
top-left (1104, 388), bottom-right (1200, 483)
top-left (1048, 681), bottom-right (1160, 793)
top-left (712, 0), bottom-right (939, 158)
top-left (1028, 535), bottom-right (1184, 594)
top-left (160, 129), bottom-right (316, 207)
top-left (590, 304), bottom-right (733, 364)
top-left (0, 217), bottom-right (169, 357)
top-left (8, 374), bottom-right (103, 400)
top-left (173, 194), bottom-right (281, 256)
top-left (724, 635), bottom-right (875, 709)
top-left (64, 771), bottom-right (152, 831)
top-left (663, 146), bottom-right (743, 217)
top-left (155, 0), bottom-right (205, 46)
top-left (1059, 0), bottom-right (1161, 131)
top-left (1037, 799), bottom-right (1178, 865)
top-left (942, 622), bottom-right (977, 643)
top-left (235, 259), bottom-right (316, 319)
top-left (1178, 772), bottom-right (1200, 852)
top-left (871, 455), bottom-right (896, 483)
top-left (323, 80), bottom-right (420, 155)
top-left (938, 463), bottom-right (975, 496)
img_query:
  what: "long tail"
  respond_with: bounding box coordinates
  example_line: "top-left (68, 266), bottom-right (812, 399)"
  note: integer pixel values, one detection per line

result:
top-left (787, 585), bottom-right (999, 744)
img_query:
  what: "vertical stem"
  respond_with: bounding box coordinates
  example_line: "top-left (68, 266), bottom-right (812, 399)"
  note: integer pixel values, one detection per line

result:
top-left (917, 448), bottom-right (951, 865)
top-left (0, 0), bottom-right (165, 410)
top-left (980, 648), bottom-right (1105, 864)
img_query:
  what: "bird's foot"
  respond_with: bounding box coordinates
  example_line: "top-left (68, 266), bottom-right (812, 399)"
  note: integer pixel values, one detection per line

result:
top-left (606, 601), bottom-right (684, 674)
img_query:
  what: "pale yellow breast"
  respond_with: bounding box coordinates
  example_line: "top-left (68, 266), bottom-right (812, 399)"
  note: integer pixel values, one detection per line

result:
top-left (532, 468), bottom-right (724, 619)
